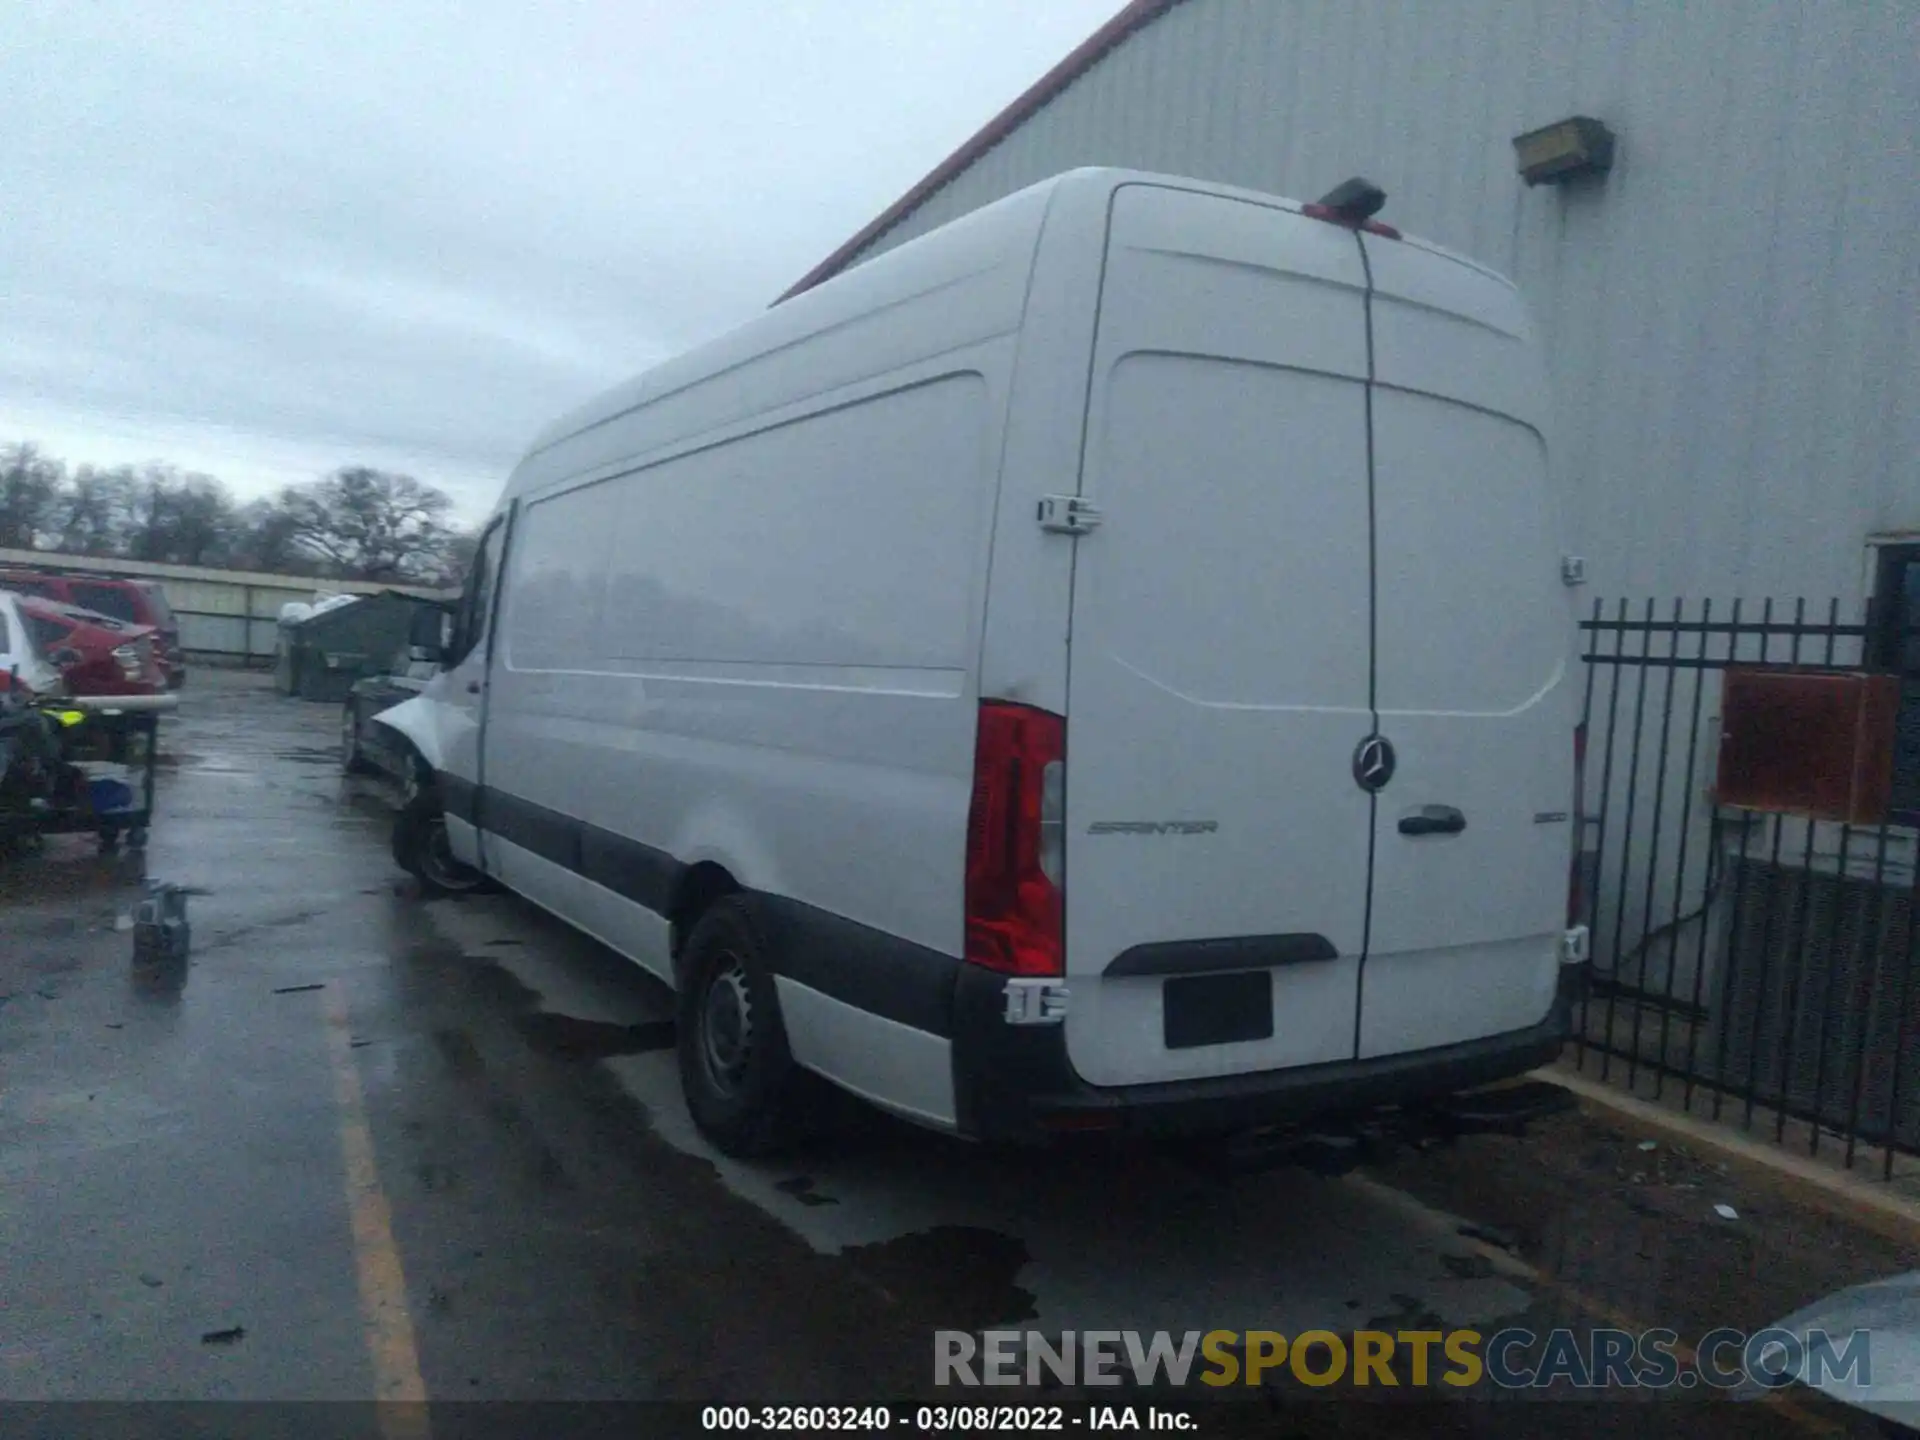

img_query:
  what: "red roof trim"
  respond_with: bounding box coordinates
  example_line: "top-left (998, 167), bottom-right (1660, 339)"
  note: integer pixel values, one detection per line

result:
top-left (776, 0), bottom-right (1183, 302)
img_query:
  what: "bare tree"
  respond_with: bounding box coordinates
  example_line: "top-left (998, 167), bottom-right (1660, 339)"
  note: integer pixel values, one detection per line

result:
top-left (107, 464), bottom-right (242, 567)
top-left (0, 442), bottom-right (64, 550)
top-left (282, 466), bottom-right (456, 581)
top-left (233, 496), bottom-right (311, 574)
top-left (57, 463), bottom-right (138, 556)
top-left (2, 442), bottom-right (462, 582)
top-left (435, 528), bottom-right (481, 588)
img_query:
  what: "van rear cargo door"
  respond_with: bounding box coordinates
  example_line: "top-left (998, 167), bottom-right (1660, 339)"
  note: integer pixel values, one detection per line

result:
top-left (1353, 235), bottom-right (1577, 1059)
top-left (1061, 185), bottom-right (1374, 1089)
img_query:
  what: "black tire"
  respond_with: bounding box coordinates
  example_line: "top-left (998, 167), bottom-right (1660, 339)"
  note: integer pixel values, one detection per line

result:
top-left (676, 895), bottom-right (813, 1157)
top-left (391, 761), bottom-right (487, 897)
top-left (340, 705), bottom-right (377, 776)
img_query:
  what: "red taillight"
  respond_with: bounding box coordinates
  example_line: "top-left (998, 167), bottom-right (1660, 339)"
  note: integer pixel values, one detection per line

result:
top-left (1568, 723), bottom-right (1589, 927)
top-left (965, 701), bottom-right (1065, 977)
top-left (1300, 202), bottom-right (1402, 239)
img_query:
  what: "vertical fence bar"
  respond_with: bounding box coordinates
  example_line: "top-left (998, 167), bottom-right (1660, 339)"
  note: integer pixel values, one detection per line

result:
top-left (1571, 591), bottom-right (1915, 1169)
top-left (1841, 816), bottom-right (1896, 1169)
top-left (1678, 599), bottom-right (1719, 1111)
top-left (1779, 599), bottom-right (1842, 1146)
top-left (1573, 597), bottom-right (1605, 1069)
top-left (1712, 600), bottom-right (1757, 1122)
top-left (1804, 823), bottom-right (1854, 1157)
top-left (1884, 851), bottom-right (1920, 1181)
top-left (1627, 598), bottom-right (1685, 1090)
top-left (1587, 598), bottom-right (1632, 1068)
top-left (1741, 599), bottom-right (1798, 1131)
top-left (1600, 598), bottom-right (1659, 1081)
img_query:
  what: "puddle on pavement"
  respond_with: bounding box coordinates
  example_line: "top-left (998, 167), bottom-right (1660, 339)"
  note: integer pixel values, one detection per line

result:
top-left (0, 847), bottom-right (148, 906)
top-left (276, 746), bottom-right (344, 766)
top-left (432, 1026), bottom-right (487, 1079)
top-left (774, 1175), bottom-right (839, 1207)
top-left (130, 953), bottom-right (190, 1003)
top-left (178, 752), bottom-right (251, 774)
top-left (516, 1013), bottom-right (677, 1061)
top-left (382, 928), bottom-right (1045, 1396)
top-left (834, 1224), bottom-right (1037, 1327)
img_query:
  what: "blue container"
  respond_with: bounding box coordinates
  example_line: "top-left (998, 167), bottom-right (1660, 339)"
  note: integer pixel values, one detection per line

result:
top-left (90, 778), bottom-right (135, 815)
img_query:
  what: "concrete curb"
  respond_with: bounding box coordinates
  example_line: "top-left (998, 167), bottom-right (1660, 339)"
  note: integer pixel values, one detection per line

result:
top-left (1536, 1065), bottom-right (1920, 1244)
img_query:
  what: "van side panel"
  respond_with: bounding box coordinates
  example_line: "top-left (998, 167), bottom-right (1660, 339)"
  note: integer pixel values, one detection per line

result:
top-left (484, 328), bottom-right (1029, 1123)
top-left (494, 370), bottom-right (1001, 949)
top-left (971, 177), bottom-right (1106, 719)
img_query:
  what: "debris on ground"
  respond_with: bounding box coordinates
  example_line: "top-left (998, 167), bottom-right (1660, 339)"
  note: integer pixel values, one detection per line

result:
top-left (137, 1274), bottom-right (163, 1289)
top-left (1456, 1221), bottom-right (1518, 1251)
top-left (1638, 1140), bottom-right (1658, 1152)
top-left (105, 1023), bottom-right (123, 1030)
top-left (774, 1175), bottom-right (841, 1208)
top-left (200, 1326), bottom-right (245, 1345)
top-left (132, 883), bottom-right (191, 964)
top-left (1714, 1203), bottom-right (1739, 1221)
top-left (272, 983), bottom-right (325, 995)
top-left (1440, 1252), bottom-right (1495, 1279)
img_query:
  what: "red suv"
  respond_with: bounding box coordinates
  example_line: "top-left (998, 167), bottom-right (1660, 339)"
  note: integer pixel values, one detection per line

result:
top-left (16, 595), bottom-right (165, 696)
top-left (0, 572), bottom-right (185, 687)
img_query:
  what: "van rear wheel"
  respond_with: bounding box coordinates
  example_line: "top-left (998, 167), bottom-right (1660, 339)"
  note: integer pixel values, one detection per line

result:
top-left (676, 896), bottom-right (811, 1156)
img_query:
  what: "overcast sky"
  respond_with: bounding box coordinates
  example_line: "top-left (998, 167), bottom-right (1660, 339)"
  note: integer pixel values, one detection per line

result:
top-left (2, 0), bottom-right (1119, 521)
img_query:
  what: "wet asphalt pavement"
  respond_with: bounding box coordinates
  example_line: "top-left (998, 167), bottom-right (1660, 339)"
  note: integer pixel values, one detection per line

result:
top-left (2, 669), bottom-right (1915, 1434)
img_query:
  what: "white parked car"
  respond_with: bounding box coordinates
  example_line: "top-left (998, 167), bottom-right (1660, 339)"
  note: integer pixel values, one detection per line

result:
top-left (378, 168), bottom-right (1588, 1157)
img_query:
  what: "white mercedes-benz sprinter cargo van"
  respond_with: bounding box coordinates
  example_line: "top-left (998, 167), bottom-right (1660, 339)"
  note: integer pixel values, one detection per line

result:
top-left (379, 168), bottom-right (1588, 1157)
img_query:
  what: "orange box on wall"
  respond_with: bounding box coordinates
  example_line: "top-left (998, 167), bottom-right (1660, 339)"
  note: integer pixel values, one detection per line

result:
top-left (1715, 667), bottom-right (1900, 823)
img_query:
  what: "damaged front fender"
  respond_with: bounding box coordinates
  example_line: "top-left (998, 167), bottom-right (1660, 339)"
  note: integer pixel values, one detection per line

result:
top-left (369, 694), bottom-right (449, 775)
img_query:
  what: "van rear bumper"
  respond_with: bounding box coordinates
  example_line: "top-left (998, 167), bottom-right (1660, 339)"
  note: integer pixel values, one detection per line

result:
top-left (950, 963), bottom-right (1579, 1144)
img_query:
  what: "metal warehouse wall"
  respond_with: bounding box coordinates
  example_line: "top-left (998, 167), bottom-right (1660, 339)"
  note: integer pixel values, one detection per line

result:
top-left (837, 0), bottom-right (1920, 609)
top-left (0, 548), bottom-right (450, 663)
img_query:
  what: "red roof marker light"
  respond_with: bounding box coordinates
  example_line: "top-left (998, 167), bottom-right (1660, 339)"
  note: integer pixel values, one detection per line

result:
top-left (1303, 177), bottom-right (1402, 239)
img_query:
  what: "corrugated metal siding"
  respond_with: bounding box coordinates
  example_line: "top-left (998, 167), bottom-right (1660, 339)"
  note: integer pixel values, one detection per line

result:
top-left (163, 577), bottom-right (320, 661)
top-left (837, 0), bottom-right (1920, 608)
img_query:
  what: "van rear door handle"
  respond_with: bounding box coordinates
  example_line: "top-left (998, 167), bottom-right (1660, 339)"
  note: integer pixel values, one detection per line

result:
top-left (1398, 806), bottom-right (1466, 836)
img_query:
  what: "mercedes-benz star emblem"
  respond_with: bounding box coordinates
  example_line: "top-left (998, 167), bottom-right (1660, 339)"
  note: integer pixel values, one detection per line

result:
top-left (1352, 734), bottom-right (1396, 793)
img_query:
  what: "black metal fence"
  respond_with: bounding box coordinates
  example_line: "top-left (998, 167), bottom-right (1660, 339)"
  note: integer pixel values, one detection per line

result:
top-left (1571, 597), bottom-right (1920, 1177)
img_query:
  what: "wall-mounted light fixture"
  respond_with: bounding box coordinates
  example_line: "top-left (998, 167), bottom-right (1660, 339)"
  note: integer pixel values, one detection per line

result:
top-left (1512, 116), bottom-right (1616, 186)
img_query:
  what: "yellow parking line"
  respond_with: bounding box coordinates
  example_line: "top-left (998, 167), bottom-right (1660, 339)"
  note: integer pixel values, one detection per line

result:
top-left (323, 990), bottom-right (431, 1440)
top-left (1345, 1175), bottom-right (1844, 1436)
